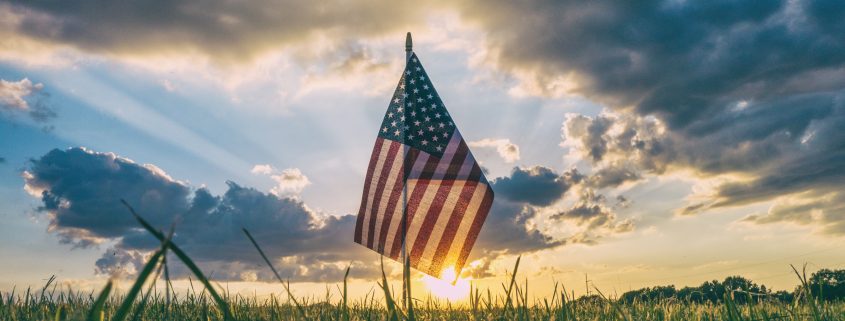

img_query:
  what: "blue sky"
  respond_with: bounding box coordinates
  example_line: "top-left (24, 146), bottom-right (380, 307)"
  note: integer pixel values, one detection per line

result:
top-left (2, 1), bottom-right (844, 299)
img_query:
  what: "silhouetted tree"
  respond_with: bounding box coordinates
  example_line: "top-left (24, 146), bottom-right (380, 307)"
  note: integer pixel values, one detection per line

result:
top-left (808, 268), bottom-right (845, 301)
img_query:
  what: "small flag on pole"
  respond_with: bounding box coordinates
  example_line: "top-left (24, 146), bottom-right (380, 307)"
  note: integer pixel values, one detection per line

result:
top-left (354, 49), bottom-right (494, 279)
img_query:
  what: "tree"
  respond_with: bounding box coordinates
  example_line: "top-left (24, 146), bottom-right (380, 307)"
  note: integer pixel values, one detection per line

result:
top-left (807, 268), bottom-right (845, 301)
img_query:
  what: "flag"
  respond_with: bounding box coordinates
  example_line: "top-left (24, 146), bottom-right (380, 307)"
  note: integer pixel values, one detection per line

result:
top-left (354, 53), bottom-right (494, 279)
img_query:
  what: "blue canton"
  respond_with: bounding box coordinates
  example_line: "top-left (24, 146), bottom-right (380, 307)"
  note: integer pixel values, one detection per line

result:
top-left (378, 53), bottom-right (455, 157)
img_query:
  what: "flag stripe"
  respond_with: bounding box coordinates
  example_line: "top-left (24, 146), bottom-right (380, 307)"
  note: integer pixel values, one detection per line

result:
top-left (382, 152), bottom-right (431, 259)
top-left (358, 139), bottom-right (394, 246)
top-left (366, 141), bottom-right (401, 247)
top-left (356, 138), bottom-right (390, 244)
top-left (454, 182), bottom-right (494, 272)
top-left (427, 156), bottom-right (481, 274)
top-left (388, 150), bottom-right (441, 259)
top-left (367, 142), bottom-right (404, 248)
top-left (375, 147), bottom-right (419, 252)
top-left (400, 134), bottom-right (462, 264)
top-left (409, 139), bottom-right (469, 273)
top-left (438, 163), bottom-right (486, 270)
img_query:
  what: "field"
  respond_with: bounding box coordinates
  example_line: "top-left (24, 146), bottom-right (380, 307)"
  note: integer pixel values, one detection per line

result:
top-left (2, 203), bottom-right (843, 321)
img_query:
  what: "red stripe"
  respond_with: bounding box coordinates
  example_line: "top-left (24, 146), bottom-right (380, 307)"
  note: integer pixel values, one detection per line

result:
top-left (355, 138), bottom-right (385, 244)
top-left (428, 180), bottom-right (478, 274)
top-left (366, 141), bottom-right (400, 248)
top-left (376, 148), bottom-right (420, 253)
top-left (408, 144), bottom-right (469, 268)
top-left (389, 152), bottom-right (441, 259)
top-left (454, 183), bottom-right (493, 272)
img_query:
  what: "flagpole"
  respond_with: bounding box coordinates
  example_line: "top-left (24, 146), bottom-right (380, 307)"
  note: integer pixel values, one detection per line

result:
top-left (401, 31), bottom-right (412, 312)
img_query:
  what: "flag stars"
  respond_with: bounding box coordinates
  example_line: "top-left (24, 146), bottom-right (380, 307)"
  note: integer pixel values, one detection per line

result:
top-left (391, 121), bottom-right (397, 127)
top-left (421, 140), bottom-right (428, 146)
top-left (425, 116), bottom-right (431, 122)
top-left (436, 145), bottom-right (443, 152)
top-left (388, 112), bottom-right (394, 118)
top-left (428, 126), bottom-right (435, 132)
top-left (393, 98), bottom-right (400, 103)
top-left (417, 98), bottom-right (423, 102)
top-left (432, 136), bottom-right (439, 142)
top-left (413, 88), bottom-right (419, 94)
top-left (423, 84), bottom-right (429, 90)
top-left (439, 122), bottom-right (445, 128)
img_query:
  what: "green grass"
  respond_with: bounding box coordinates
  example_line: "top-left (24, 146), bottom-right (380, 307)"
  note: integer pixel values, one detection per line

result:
top-left (1, 201), bottom-right (843, 320)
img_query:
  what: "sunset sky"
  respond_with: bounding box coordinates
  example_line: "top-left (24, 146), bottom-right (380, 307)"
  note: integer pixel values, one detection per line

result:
top-left (1, 0), bottom-right (844, 300)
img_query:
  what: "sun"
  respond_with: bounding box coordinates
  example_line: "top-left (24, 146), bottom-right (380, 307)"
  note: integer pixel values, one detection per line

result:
top-left (420, 266), bottom-right (472, 301)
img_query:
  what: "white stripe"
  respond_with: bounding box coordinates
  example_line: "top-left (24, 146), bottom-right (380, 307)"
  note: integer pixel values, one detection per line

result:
top-left (404, 139), bottom-right (460, 265)
top-left (370, 145), bottom-right (406, 249)
top-left (360, 139), bottom-right (391, 245)
top-left (382, 153), bottom-right (431, 258)
top-left (442, 183), bottom-right (489, 270)
top-left (417, 180), bottom-right (466, 274)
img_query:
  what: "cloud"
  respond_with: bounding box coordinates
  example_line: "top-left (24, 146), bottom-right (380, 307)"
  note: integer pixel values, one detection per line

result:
top-left (456, 0), bottom-right (845, 233)
top-left (552, 189), bottom-right (635, 238)
top-left (1, 1), bottom-right (433, 62)
top-left (251, 164), bottom-right (311, 196)
top-left (741, 191), bottom-right (845, 236)
top-left (473, 166), bottom-right (632, 258)
top-left (0, 77), bottom-right (55, 124)
top-left (250, 164), bottom-right (275, 175)
top-left (24, 147), bottom-right (377, 282)
top-left (469, 138), bottom-right (520, 163)
top-left (492, 166), bottom-right (583, 206)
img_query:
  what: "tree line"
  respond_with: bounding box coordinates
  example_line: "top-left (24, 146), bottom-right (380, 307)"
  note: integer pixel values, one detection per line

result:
top-left (611, 268), bottom-right (845, 304)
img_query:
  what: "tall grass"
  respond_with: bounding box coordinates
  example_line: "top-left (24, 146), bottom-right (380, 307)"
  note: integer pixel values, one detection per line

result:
top-left (1, 201), bottom-right (843, 320)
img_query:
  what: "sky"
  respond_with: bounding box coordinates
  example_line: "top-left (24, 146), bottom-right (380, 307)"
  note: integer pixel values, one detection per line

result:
top-left (1, 0), bottom-right (845, 300)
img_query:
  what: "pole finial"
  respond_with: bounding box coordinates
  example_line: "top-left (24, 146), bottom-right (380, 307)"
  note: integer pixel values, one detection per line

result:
top-left (405, 32), bottom-right (412, 53)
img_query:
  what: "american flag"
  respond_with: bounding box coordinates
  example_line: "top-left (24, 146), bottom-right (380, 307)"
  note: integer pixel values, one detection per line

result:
top-left (354, 53), bottom-right (494, 279)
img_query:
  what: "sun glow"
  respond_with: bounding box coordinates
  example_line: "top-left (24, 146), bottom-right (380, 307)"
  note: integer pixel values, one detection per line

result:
top-left (420, 267), bottom-right (472, 301)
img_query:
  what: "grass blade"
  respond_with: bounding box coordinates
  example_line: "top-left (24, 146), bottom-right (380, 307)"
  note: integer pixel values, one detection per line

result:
top-left (86, 280), bottom-right (112, 321)
top-left (121, 199), bottom-right (233, 320)
top-left (241, 228), bottom-right (307, 319)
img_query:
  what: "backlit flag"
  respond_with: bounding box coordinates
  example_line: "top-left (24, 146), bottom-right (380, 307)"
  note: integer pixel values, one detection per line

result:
top-left (354, 52), bottom-right (494, 279)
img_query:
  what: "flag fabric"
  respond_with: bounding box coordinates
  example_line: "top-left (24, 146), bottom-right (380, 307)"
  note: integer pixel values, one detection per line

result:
top-left (354, 53), bottom-right (494, 279)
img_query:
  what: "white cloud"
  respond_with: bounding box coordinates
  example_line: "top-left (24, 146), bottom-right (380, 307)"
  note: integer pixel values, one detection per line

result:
top-left (251, 164), bottom-right (310, 196)
top-left (269, 168), bottom-right (310, 196)
top-left (251, 164), bottom-right (275, 175)
top-left (469, 138), bottom-right (520, 163)
top-left (0, 77), bottom-right (43, 111)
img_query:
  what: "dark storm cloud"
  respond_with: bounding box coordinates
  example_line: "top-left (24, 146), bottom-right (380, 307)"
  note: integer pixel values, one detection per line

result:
top-left (464, 0), bottom-right (845, 127)
top-left (24, 147), bottom-right (378, 281)
top-left (492, 166), bottom-right (583, 206)
top-left (2, 0), bottom-right (431, 61)
top-left (469, 0), bottom-right (845, 226)
top-left (472, 166), bottom-right (632, 257)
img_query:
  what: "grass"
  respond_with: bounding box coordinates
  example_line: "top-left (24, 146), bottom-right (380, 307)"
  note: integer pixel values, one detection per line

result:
top-left (1, 202), bottom-right (844, 320)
